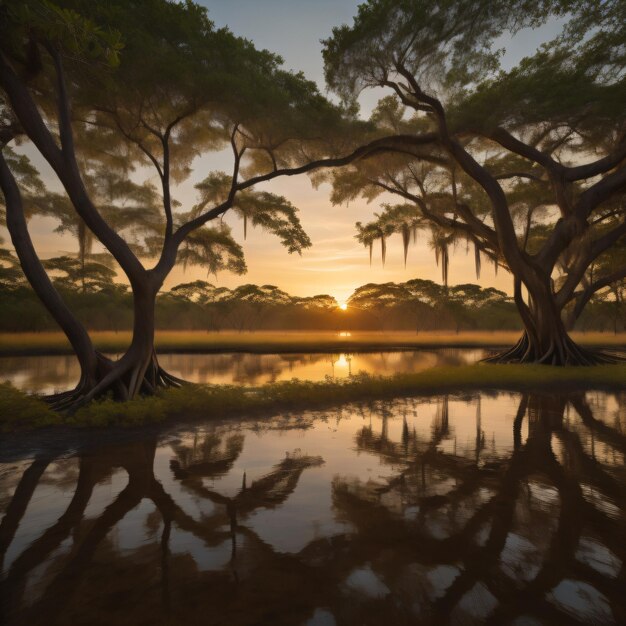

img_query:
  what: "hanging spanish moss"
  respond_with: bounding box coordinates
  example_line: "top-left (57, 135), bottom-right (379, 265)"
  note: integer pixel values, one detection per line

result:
top-left (368, 240), bottom-right (373, 266)
top-left (441, 243), bottom-right (449, 287)
top-left (474, 242), bottom-right (481, 280)
top-left (381, 235), bottom-right (387, 266)
top-left (434, 240), bottom-right (449, 287)
top-left (243, 214), bottom-right (247, 240)
top-left (401, 223), bottom-right (411, 267)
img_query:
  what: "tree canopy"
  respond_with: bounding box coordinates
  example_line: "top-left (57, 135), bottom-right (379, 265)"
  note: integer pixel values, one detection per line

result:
top-left (322, 0), bottom-right (626, 364)
top-left (0, 0), bottom-right (393, 403)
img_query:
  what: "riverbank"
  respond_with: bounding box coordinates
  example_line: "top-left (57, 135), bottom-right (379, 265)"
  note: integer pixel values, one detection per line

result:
top-left (1, 330), bottom-right (626, 356)
top-left (2, 363), bottom-right (626, 433)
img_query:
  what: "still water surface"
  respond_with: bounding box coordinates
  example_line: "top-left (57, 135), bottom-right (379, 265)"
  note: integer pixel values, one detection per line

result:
top-left (0, 349), bottom-right (485, 393)
top-left (0, 390), bottom-right (624, 624)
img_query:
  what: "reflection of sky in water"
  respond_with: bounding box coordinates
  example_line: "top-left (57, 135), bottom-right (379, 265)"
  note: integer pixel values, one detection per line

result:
top-left (1, 391), bottom-right (625, 624)
top-left (0, 348), bottom-right (485, 393)
top-left (549, 579), bottom-right (615, 624)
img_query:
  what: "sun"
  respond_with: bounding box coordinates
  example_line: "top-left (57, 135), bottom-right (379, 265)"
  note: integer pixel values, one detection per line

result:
top-left (339, 303), bottom-right (348, 311)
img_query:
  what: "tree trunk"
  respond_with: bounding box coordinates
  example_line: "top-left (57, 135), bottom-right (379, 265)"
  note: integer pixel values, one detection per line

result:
top-left (0, 151), bottom-right (111, 402)
top-left (485, 276), bottom-right (618, 365)
top-left (2, 148), bottom-right (185, 409)
top-left (72, 281), bottom-right (184, 407)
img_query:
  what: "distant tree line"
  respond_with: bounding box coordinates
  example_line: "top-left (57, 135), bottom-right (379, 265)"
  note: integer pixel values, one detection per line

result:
top-left (1, 254), bottom-right (623, 333)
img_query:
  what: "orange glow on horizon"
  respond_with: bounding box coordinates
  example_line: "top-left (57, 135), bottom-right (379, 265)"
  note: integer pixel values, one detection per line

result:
top-left (339, 303), bottom-right (348, 311)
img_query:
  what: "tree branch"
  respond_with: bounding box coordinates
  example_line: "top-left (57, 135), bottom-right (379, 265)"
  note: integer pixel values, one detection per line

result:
top-left (556, 219), bottom-right (626, 308)
top-left (488, 127), bottom-right (563, 174)
top-left (0, 148), bottom-right (97, 376)
top-left (494, 172), bottom-right (544, 182)
top-left (171, 132), bottom-right (439, 246)
top-left (566, 138), bottom-right (626, 181)
top-left (569, 264), bottom-right (626, 323)
top-left (0, 45), bottom-right (146, 281)
top-left (391, 64), bottom-right (527, 277)
top-left (370, 178), bottom-right (499, 251)
top-left (0, 51), bottom-right (65, 172)
top-left (574, 164), bottom-right (626, 222)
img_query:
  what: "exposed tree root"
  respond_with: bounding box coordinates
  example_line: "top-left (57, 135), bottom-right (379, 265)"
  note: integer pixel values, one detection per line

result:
top-left (483, 331), bottom-right (625, 366)
top-left (43, 350), bottom-right (191, 413)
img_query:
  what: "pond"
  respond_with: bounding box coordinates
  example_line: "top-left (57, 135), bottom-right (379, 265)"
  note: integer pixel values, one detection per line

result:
top-left (0, 348), bottom-right (486, 394)
top-left (1, 390), bottom-right (624, 625)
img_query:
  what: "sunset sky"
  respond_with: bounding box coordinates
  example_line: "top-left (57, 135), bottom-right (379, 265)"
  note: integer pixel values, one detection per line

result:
top-left (11, 1), bottom-right (563, 304)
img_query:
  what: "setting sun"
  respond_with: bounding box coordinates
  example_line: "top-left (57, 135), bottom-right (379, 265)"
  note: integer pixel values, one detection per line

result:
top-left (339, 303), bottom-right (348, 311)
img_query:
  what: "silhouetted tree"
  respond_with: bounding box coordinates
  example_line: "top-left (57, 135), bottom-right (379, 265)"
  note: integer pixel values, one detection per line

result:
top-left (323, 0), bottom-right (626, 364)
top-left (0, 0), bottom-right (409, 406)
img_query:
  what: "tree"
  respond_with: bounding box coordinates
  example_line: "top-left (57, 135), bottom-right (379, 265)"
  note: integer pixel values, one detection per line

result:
top-left (0, 0), bottom-right (409, 406)
top-left (41, 172), bottom-right (164, 293)
top-left (565, 220), bottom-right (626, 331)
top-left (347, 281), bottom-right (410, 329)
top-left (0, 246), bottom-right (24, 289)
top-left (225, 284), bottom-right (293, 331)
top-left (323, 0), bottom-right (626, 364)
top-left (42, 255), bottom-right (115, 293)
top-left (294, 294), bottom-right (338, 311)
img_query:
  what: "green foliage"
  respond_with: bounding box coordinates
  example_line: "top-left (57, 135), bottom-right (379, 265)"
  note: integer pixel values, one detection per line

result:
top-left (323, 0), bottom-right (561, 106)
top-left (168, 280), bottom-right (220, 303)
top-left (356, 203), bottom-right (426, 267)
top-left (1, 0), bottom-right (359, 317)
top-left (71, 393), bottom-right (167, 427)
top-left (1, 0), bottom-right (123, 70)
top-left (348, 282), bottom-right (413, 309)
top-left (177, 222), bottom-right (247, 276)
top-left (346, 278), bottom-right (516, 331)
top-left (0, 246), bottom-right (25, 287)
top-left (452, 1), bottom-right (626, 133)
top-left (323, 0), bottom-right (624, 129)
top-left (43, 255), bottom-right (116, 292)
top-left (0, 382), bottom-right (58, 431)
top-left (193, 172), bottom-right (312, 254)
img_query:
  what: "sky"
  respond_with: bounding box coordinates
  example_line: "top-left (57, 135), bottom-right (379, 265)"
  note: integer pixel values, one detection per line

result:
top-left (8, 1), bottom-right (564, 305)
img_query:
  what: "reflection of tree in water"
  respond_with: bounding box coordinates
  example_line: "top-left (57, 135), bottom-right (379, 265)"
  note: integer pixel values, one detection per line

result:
top-left (335, 393), bottom-right (626, 624)
top-left (0, 430), bottom-right (324, 626)
top-left (171, 430), bottom-right (245, 479)
top-left (0, 393), bottom-right (624, 625)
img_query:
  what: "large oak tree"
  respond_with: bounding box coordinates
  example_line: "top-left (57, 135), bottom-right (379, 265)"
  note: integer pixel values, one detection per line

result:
top-left (0, 0), bottom-right (412, 407)
top-left (323, 0), bottom-right (626, 364)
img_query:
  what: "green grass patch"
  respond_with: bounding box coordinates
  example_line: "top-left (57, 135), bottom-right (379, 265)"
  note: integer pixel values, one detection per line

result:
top-left (2, 363), bottom-right (626, 433)
top-left (0, 382), bottom-right (61, 431)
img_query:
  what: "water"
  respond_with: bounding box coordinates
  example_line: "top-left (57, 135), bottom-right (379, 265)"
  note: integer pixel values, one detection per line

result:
top-left (0, 349), bottom-right (485, 394)
top-left (0, 390), bottom-right (624, 625)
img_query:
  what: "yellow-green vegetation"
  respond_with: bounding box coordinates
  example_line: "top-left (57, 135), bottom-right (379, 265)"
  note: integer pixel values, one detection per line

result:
top-left (1, 330), bottom-right (625, 355)
top-left (0, 382), bottom-right (61, 431)
top-left (2, 364), bottom-right (626, 432)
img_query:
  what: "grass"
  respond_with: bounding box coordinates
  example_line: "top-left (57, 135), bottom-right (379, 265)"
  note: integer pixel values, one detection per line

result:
top-left (1, 330), bottom-right (625, 355)
top-left (2, 363), bottom-right (626, 432)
